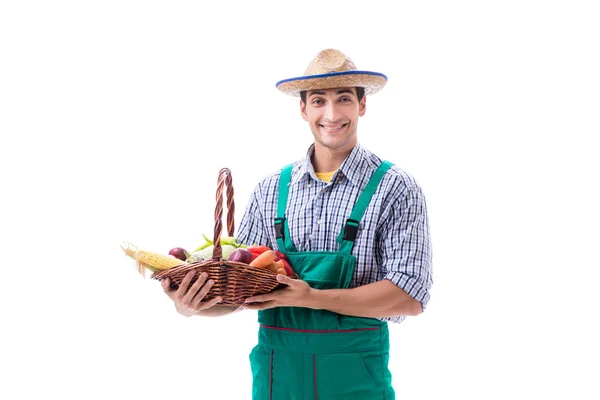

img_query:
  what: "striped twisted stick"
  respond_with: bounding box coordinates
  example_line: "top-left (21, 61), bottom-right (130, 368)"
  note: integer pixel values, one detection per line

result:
top-left (212, 168), bottom-right (235, 261)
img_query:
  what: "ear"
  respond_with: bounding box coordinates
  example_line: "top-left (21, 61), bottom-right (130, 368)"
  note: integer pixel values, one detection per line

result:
top-left (300, 100), bottom-right (308, 121)
top-left (358, 96), bottom-right (366, 117)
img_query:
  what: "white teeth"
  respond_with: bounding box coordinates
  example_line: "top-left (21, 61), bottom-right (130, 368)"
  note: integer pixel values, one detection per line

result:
top-left (321, 123), bottom-right (346, 131)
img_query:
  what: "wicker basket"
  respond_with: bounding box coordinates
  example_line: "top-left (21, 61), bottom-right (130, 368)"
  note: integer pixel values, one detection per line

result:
top-left (152, 168), bottom-right (288, 305)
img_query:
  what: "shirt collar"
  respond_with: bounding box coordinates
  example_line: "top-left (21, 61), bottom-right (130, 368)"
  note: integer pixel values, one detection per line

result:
top-left (289, 145), bottom-right (315, 186)
top-left (290, 142), bottom-right (366, 187)
top-left (336, 142), bottom-right (366, 186)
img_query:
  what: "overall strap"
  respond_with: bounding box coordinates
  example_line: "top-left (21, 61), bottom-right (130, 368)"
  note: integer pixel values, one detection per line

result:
top-left (274, 164), bottom-right (298, 252)
top-left (337, 161), bottom-right (394, 255)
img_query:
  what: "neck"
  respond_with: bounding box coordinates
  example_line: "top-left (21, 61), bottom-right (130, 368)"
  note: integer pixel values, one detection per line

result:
top-left (311, 142), bottom-right (356, 173)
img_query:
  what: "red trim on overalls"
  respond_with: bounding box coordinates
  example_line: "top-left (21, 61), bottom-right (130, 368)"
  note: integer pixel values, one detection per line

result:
top-left (313, 354), bottom-right (319, 400)
top-left (260, 324), bottom-right (381, 333)
top-left (269, 349), bottom-right (274, 400)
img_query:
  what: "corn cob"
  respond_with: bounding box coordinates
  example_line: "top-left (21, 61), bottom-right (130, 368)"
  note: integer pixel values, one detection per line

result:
top-left (121, 242), bottom-right (187, 275)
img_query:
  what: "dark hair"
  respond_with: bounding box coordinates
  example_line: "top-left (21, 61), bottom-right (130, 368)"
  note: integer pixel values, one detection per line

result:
top-left (300, 87), bottom-right (365, 103)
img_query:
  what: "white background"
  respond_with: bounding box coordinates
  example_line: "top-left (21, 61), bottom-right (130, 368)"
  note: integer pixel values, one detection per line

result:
top-left (1, 1), bottom-right (599, 399)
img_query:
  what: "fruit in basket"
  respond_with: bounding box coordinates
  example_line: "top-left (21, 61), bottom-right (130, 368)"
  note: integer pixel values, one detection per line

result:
top-left (187, 246), bottom-right (213, 262)
top-left (187, 234), bottom-right (248, 262)
top-left (245, 246), bottom-right (296, 276)
top-left (121, 242), bottom-right (188, 275)
top-left (265, 262), bottom-right (278, 273)
top-left (249, 250), bottom-right (276, 268)
top-left (221, 244), bottom-right (237, 260)
top-left (273, 251), bottom-right (295, 276)
top-left (280, 259), bottom-right (295, 277)
top-left (247, 245), bottom-right (271, 260)
top-left (273, 250), bottom-right (288, 262)
top-left (228, 248), bottom-right (253, 264)
top-left (168, 247), bottom-right (189, 261)
top-left (186, 244), bottom-right (238, 262)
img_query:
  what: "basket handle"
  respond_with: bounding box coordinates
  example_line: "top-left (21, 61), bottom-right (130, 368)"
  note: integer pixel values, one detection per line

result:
top-left (212, 168), bottom-right (235, 261)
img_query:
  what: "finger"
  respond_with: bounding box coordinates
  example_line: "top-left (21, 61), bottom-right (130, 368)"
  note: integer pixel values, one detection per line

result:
top-left (162, 278), bottom-right (181, 300)
top-left (196, 296), bottom-right (222, 311)
top-left (276, 274), bottom-right (295, 286)
top-left (191, 278), bottom-right (214, 305)
top-left (182, 272), bottom-right (209, 304)
top-left (244, 293), bottom-right (273, 303)
top-left (246, 288), bottom-right (287, 303)
top-left (176, 271), bottom-right (196, 299)
top-left (161, 278), bottom-right (172, 294)
top-left (243, 301), bottom-right (276, 311)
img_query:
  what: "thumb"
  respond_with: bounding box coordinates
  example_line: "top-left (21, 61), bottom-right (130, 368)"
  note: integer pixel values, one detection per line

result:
top-left (276, 274), bottom-right (294, 285)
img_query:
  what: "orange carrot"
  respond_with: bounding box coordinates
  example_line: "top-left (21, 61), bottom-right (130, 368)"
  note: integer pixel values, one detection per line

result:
top-left (249, 250), bottom-right (275, 269)
top-left (267, 262), bottom-right (279, 273)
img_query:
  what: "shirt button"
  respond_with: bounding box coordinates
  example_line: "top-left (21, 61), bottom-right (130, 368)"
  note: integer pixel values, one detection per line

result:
top-left (317, 219), bottom-right (322, 224)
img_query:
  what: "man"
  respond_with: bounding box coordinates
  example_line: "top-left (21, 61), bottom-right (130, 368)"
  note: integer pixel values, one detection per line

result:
top-left (162, 49), bottom-right (433, 399)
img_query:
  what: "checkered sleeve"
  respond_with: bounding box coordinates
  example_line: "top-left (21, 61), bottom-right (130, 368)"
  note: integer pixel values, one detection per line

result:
top-left (379, 186), bottom-right (433, 312)
top-left (236, 183), bottom-right (273, 248)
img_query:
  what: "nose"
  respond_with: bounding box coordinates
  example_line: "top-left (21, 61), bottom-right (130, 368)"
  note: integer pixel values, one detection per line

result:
top-left (323, 101), bottom-right (342, 122)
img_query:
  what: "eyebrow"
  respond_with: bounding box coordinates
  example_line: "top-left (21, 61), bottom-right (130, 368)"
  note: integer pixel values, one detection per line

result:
top-left (308, 89), bottom-right (355, 97)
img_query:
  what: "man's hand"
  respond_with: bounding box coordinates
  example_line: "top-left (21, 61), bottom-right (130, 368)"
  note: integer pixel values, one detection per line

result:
top-left (162, 271), bottom-right (222, 317)
top-left (243, 274), bottom-right (316, 310)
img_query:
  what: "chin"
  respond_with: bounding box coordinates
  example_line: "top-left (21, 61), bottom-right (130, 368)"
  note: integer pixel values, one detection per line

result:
top-left (320, 140), bottom-right (351, 151)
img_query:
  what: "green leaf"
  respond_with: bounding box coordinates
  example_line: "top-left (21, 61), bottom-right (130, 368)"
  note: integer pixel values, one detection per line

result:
top-left (193, 234), bottom-right (214, 252)
top-left (220, 236), bottom-right (237, 246)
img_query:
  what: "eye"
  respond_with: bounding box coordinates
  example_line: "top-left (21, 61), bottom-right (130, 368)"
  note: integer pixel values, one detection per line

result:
top-left (311, 98), bottom-right (324, 105)
top-left (339, 97), bottom-right (352, 103)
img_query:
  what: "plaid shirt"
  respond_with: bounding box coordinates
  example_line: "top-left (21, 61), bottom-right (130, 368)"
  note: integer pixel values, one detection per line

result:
top-left (237, 143), bottom-right (433, 323)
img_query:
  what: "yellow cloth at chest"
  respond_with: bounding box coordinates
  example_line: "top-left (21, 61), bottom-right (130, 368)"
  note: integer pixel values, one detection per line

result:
top-left (315, 171), bottom-right (336, 183)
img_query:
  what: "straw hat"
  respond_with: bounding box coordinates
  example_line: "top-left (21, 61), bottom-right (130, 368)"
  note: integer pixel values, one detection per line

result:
top-left (276, 49), bottom-right (387, 97)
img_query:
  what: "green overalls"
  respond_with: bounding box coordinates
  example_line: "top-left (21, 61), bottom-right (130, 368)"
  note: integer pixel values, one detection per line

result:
top-left (249, 161), bottom-right (396, 400)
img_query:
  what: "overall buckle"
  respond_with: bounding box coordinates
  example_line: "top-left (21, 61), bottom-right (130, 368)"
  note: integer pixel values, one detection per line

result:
top-left (343, 219), bottom-right (360, 241)
top-left (274, 217), bottom-right (285, 239)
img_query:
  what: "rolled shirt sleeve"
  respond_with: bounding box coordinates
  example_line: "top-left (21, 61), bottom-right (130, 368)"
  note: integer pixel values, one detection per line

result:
top-left (379, 186), bottom-right (433, 311)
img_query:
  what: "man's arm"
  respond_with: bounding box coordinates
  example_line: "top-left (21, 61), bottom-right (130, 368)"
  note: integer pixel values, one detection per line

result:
top-left (244, 275), bottom-right (421, 318)
top-left (308, 279), bottom-right (422, 318)
top-left (377, 185), bottom-right (433, 313)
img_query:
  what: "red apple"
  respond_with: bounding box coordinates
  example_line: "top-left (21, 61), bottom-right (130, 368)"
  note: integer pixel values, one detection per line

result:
top-left (273, 250), bottom-right (289, 262)
top-left (280, 259), bottom-right (295, 277)
top-left (168, 247), bottom-right (189, 261)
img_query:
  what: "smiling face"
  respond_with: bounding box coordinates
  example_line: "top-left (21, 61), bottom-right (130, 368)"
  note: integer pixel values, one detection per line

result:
top-left (300, 87), bottom-right (366, 154)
